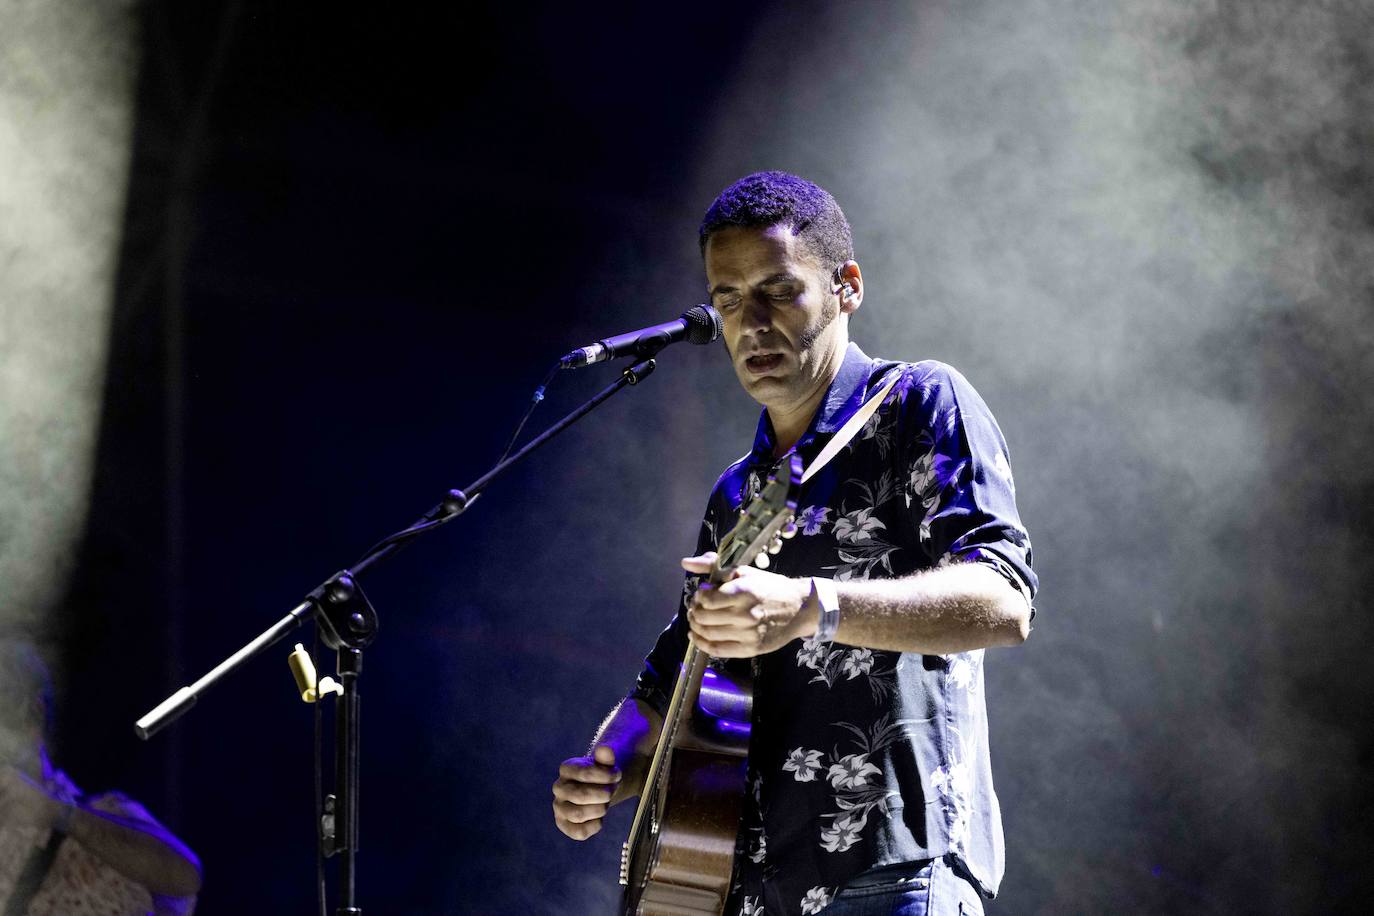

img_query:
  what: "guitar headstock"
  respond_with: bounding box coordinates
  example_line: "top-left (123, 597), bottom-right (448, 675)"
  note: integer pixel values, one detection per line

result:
top-left (711, 453), bottom-right (802, 583)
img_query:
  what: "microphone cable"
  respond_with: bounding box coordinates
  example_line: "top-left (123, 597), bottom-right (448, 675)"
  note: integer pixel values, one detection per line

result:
top-left (350, 360), bottom-right (563, 563)
top-left (497, 361), bottom-right (560, 464)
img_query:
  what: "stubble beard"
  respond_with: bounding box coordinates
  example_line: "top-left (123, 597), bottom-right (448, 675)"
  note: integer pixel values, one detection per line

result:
top-left (796, 297), bottom-right (840, 356)
top-left (757, 297), bottom-right (842, 408)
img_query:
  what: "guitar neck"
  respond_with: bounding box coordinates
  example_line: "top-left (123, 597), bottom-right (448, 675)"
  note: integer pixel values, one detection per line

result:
top-left (624, 638), bottom-right (704, 853)
top-left (628, 561), bottom-right (731, 828)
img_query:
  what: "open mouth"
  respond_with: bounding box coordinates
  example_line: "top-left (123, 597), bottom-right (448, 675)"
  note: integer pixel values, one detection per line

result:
top-left (744, 353), bottom-right (784, 374)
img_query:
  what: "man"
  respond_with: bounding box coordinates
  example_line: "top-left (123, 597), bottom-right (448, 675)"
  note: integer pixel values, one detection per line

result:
top-left (553, 172), bottom-right (1036, 915)
top-left (0, 640), bottom-right (203, 915)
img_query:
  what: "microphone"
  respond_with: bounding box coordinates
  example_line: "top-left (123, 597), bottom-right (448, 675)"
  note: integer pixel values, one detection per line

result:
top-left (559, 305), bottom-right (723, 368)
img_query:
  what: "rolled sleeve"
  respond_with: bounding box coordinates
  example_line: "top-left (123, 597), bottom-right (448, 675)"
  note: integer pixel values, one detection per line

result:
top-left (899, 363), bottom-right (1038, 602)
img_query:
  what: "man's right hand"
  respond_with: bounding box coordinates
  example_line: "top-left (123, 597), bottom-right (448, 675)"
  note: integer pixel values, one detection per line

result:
top-left (552, 744), bottom-right (623, 840)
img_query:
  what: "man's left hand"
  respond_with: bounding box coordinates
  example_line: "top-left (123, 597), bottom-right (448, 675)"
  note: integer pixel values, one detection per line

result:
top-left (682, 552), bottom-right (813, 658)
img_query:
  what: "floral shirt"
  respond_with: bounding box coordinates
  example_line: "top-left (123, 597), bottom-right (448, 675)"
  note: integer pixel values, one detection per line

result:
top-left (631, 344), bottom-right (1037, 916)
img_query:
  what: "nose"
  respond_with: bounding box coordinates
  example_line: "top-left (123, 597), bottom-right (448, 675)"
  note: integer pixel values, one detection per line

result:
top-left (742, 295), bottom-right (773, 334)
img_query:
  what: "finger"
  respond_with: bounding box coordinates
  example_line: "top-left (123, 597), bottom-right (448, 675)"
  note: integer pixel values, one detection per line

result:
top-left (592, 745), bottom-right (616, 767)
top-left (716, 576), bottom-right (764, 595)
top-left (689, 612), bottom-right (760, 640)
top-left (553, 802), bottom-right (604, 838)
top-left (558, 759), bottom-right (621, 784)
top-left (690, 602), bottom-right (757, 626)
top-left (693, 584), bottom-right (756, 611)
top-left (691, 636), bottom-right (756, 658)
top-left (690, 626), bottom-right (760, 654)
top-left (680, 553), bottom-right (716, 574)
top-left (715, 576), bottom-right (782, 606)
top-left (552, 779), bottom-right (616, 804)
top-left (553, 797), bottom-right (609, 824)
top-left (558, 817), bottom-right (603, 841)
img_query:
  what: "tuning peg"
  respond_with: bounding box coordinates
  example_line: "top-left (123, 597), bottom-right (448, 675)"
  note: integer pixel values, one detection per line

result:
top-left (768, 537), bottom-right (782, 555)
top-left (753, 552), bottom-right (770, 569)
top-left (780, 520), bottom-right (798, 539)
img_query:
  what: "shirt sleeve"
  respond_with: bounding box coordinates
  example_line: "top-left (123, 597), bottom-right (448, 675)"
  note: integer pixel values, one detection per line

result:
top-left (627, 496), bottom-right (721, 716)
top-left (897, 362), bottom-right (1038, 604)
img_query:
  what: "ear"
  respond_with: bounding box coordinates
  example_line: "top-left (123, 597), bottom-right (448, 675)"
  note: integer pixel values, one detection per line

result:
top-left (832, 260), bottom-right (863, 314)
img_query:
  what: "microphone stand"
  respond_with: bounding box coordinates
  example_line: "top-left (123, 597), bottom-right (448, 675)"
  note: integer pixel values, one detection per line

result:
top-left (134, 357), bottom-right (659, 915)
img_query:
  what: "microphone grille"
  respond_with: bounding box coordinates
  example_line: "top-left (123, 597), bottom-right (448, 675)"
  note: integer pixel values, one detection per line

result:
top-left (682, 304), bottom-right (723, 345)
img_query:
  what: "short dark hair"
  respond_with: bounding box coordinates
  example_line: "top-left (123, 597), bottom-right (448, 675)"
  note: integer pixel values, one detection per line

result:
top-left (699, 171), bottom-right (853, 268)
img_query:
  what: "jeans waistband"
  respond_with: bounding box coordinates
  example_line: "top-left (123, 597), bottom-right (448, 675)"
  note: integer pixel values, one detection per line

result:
top-left (842, 859), bottom-right (936, 890)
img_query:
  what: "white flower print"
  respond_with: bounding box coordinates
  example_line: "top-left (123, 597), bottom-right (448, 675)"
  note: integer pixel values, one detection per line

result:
top-left (819, 808), bottom-right (867, 852)
top-left (800, 886), bottom-right (834, 914)
top-left (909, 447), bottom-right (937, 497)
top-left (783, 748), bottom-right (825, 782)
top-left (827, 753), bottom-right (881, 790)
top-left (947, 652), bottom-right (981, 691)
top-left (740, 896), bottom-right (764, 916)
top-left (825, 474), bottom-right (902, 581)
top-left (933, 755), bottom-right (974, 854)
top-left (800, 641), bottom-right (895, 694)
top-left (796, 505), bottom-right (830, 536)
top-left (832, 563), bottom-right (870, 583)
top-left (930, 759), bottom-right (972, 802)
top-left (918, 506), bottom-right (936, 545)
top-left (832, 507), bottom-right (886, 544)
top-left (910, 448), bottom-right (962, 505)
top-left (839, 648), bottom-right (873, 680)
top-left (813, 715), bottom-right (918, 854)
top-left (796, 634), bottom-right (832, 669)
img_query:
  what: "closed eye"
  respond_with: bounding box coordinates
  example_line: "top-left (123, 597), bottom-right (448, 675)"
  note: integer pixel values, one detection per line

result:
top-left (762, 286), bottom-right (799, 301)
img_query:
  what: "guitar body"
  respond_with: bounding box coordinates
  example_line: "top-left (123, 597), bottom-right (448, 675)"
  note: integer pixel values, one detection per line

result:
top-left (621, 657), bottom-right (750, 915)
top-left (620, 455), bottom-right (802, 916)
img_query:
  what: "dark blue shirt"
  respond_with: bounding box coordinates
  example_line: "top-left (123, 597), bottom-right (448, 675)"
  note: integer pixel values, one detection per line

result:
top-left (632, 344), bottom-right (1037, 916)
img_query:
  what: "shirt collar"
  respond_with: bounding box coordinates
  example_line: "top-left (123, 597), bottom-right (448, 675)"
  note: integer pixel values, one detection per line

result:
top-left (748, 342), bottom-right (875, 465)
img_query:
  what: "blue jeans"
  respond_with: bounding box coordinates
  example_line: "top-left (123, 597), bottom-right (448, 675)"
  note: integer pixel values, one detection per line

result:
top-left (821, 857), bottom-right (986, 916)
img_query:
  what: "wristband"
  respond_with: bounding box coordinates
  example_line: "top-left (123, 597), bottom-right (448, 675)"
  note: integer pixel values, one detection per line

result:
top-left (810, 577), bottom-right (840, 643)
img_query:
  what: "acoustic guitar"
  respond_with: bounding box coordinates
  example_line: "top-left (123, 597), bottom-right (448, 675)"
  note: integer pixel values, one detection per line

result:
top-left (620, 454), bottom-right (802, 915)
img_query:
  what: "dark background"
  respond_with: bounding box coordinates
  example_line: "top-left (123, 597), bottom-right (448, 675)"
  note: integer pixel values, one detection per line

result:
top-left (47, 1), bottom-right (1374, 913)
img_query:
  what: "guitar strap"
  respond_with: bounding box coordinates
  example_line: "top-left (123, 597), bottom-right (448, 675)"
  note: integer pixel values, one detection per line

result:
top-left (798, 369), bottom-right (901, 484)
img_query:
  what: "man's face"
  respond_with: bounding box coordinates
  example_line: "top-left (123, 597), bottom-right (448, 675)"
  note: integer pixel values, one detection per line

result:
top-left (704, 224), bottom-right (848, 413)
